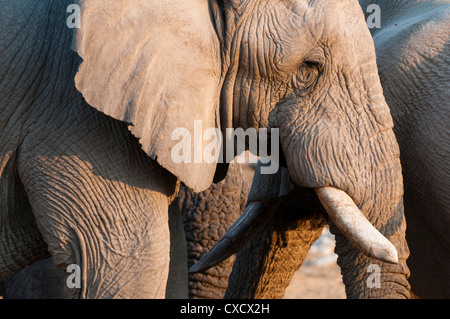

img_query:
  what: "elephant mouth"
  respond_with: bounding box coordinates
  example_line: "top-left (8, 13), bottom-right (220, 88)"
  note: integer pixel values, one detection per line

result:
top-left (189, 183), bottom-right (398, 274)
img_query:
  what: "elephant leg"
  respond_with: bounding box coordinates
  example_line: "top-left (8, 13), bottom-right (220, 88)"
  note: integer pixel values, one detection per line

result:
top-left (0, 159), bottom-right (50, 281)
top-left (1, 195), bottom-right (187, 300)
top-left (18, 161), bottom-right (174, 298)
top-left (15, 106), bottom-right (180, 298)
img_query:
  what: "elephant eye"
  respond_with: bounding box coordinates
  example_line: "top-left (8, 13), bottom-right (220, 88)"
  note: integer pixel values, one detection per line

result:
top-left (304, 60), bottom-right (322, 70)
top-left (291, 61), bottom-right (321, 95)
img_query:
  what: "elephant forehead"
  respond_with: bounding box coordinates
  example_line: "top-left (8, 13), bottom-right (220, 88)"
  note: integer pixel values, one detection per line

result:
top-left (247, 0), bottom-right (374, 71)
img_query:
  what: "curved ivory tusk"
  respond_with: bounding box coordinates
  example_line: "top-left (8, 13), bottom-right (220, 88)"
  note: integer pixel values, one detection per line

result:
top-left (315, 187), bottom-right (398, 264)
top-left (189, 201), bottom-right (277, 274)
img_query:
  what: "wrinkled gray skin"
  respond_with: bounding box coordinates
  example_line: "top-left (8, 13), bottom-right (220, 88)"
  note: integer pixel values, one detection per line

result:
top-left (174, 163), bottom-right (252, 299)
top-left (359, 0), bottom-right (450, 298)
top-left (225, 0), bottom-right (449, 299)
top-left (226, 170), bottom-right (328, 299)
top-left (0, 259), bottom-right (70, 299)
top-left (1, 0), bottom-right (181, 299)
top-left (1, 0), bottom-right (409, 298)
top-left (0, 163), bottom-right (251, 299)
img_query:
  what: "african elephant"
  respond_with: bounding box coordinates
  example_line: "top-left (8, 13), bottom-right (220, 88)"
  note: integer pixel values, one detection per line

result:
top-left (193, 0), bottom-right (449, 299)
top-left (0, 162), bottom-right (252, 299)
top-left (359, 0), bottom-right (450, 299)
top-left (1, 0), bottom-right (409, 298)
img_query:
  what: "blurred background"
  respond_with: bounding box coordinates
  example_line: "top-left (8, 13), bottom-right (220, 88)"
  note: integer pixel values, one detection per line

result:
top-left (283, 226), bottom-right (345, 299)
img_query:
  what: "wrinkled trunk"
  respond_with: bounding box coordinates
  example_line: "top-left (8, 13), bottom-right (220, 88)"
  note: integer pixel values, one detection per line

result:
top-left (278, 63), bottom-right (410, 297)
top-left (328, 93), bottom-right (411, 298)
top-left (225, 189), bottom-right (326, 299)
top-left (331, 156), bottom-right (410, 298)
top-left (224, 65), bottom-right (411, 298)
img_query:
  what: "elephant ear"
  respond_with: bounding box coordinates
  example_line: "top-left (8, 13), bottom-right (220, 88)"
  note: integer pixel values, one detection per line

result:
top-left (74, 0), bottom-right (223, 192)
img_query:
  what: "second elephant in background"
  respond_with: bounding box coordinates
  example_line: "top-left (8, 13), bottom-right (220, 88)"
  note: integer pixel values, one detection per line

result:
top-left (177, 162), bottom-right (252, 299)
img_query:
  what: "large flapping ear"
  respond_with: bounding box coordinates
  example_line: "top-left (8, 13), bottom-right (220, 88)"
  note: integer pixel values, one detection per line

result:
top-left (74, 0), bottom-right (222, 192)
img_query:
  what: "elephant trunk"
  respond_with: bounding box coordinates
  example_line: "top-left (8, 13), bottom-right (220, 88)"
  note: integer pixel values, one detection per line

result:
top-left (332, 90), bottom-right (410, 298)
top-left (331, 154), bottom-right (411, 298)
top-left (276, 59), bottom-right (411, 297)
top-left (225, 190), bottom-right (327, 299)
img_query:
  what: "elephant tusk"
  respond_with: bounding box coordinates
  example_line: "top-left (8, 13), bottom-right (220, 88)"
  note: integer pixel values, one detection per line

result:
top-left (315, 187), bottom-right (398, 264)
top-left (189, 186), bottom-right (398, 274)
top-left (189, 201), bottom-right (278, 274)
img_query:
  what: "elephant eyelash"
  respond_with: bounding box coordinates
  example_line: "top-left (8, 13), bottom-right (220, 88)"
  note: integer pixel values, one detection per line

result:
top-left (304, 60), bottom-right (322, 69)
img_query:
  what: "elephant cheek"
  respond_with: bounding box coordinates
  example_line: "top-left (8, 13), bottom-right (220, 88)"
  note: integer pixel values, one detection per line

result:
top-left (278, 116), bottom-right (357, 196)
top-left (277, 95), bottom-right (402, 206)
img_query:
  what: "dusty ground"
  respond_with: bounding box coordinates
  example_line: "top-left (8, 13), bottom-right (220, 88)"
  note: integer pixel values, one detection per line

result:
top-left (283, 227), bottom-right (346, 299)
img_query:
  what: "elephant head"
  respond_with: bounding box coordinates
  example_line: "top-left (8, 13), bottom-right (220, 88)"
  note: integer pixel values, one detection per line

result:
top-left (73, 0), bottom-right (410, 297)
